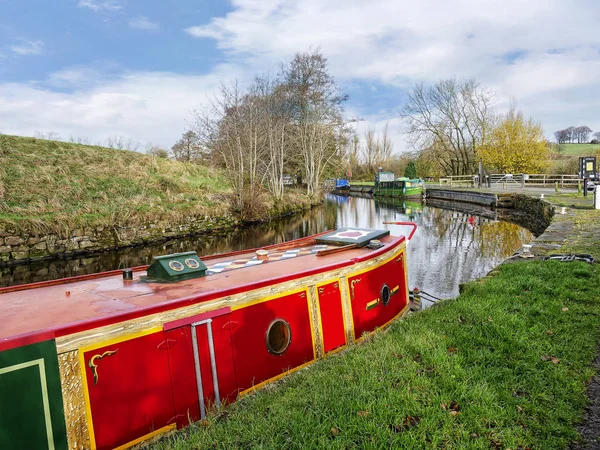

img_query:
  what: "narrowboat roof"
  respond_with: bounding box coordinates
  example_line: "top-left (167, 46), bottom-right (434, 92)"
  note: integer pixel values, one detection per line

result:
top-left (0, 231), bottom-right (405, 351)
top-left (395, 177), bottom-right (424, 182)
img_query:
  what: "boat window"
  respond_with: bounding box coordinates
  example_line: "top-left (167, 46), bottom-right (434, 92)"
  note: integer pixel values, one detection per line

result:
top-left (380, 284), bottom-right (391, 306)
top-left (266, 319), bottom-right (292, 355)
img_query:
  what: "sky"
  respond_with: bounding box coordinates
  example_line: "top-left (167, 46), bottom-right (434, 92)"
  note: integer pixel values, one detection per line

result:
top-left (1, 0), bottom-right (599, 153)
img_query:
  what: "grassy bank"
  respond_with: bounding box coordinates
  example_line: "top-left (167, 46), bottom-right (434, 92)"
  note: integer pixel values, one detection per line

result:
top-left (0, 135), bottom-right (229, 232)
top-left (557, 143), bottom-right (600, 156)
top-left (154, 260), bottom-right (600, 449)
top-left (0, 135), bottom-right (315, 234)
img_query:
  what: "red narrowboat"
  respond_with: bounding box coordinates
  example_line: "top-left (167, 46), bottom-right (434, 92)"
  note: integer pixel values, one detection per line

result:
top-left (0, 225), bottom-right (415, 450)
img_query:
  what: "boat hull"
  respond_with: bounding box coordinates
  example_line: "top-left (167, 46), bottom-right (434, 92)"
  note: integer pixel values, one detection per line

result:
top-left (373, 186), bottom-right (424, 198)
top-left (0, 237), bottom-right (409, 450)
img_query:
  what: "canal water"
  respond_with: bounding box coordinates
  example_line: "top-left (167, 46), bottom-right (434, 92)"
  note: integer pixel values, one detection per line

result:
top-left (0, 195), bottom-right (534, 300)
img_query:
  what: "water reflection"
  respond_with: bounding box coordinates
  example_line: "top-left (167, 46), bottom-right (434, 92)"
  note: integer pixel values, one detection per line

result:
top-left (330, 195), bottom-right (533, 301)
top-left (0, 195), bottom-right (533, 299)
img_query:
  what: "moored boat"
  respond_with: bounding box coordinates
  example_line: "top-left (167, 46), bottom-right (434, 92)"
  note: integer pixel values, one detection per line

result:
top-left (374, 171), bottom-right (425, 199)
top-left (335, 178), bottom-right (350, 191)
top-left (0, 225), bottom-right (415, 450)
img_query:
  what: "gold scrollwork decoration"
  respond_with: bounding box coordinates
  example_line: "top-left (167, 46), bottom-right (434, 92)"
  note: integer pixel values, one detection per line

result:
top-left (318, 287), bottom-right (325, 295)
top-left (350, 278), bottom-right (362, 300)
top-left (88, 349), bottom-right (118, 385)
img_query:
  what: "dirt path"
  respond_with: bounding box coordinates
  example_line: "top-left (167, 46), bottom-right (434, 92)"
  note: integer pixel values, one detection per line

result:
top-left (570, 351), bottom-right (600, 449)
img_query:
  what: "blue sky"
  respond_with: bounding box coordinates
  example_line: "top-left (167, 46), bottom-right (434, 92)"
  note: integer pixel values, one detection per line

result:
top-left (1, 1), bottom-right (230, 80)
top-left (1, 0), bottom-right (599, 151)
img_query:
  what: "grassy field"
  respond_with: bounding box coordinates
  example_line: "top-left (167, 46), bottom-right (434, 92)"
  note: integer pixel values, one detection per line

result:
top-left (0, 135), bottom-right (236, 233)
top-left (556, 143), bottom-right (600, 156)
top-left (153, 257), bottom-right (600, 449)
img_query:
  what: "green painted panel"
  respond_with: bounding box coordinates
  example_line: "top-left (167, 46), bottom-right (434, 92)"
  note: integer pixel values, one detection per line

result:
top-left (145, 251), bottom-right (207, 282)
top-left (0, 340), bottom-right (68, 450)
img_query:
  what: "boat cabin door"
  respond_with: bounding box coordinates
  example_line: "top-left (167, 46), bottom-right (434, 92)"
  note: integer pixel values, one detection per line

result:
top-left (164, 308), bottom-right (237, 428)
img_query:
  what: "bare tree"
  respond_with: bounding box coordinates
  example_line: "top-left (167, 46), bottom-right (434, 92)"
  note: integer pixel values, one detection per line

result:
top-left (171, 130), bottom-right (203, 162)
top-left (364, 128), bottom-right (378, 175)
top-left (282, 50), bottom-right (348, 195)
top-left (194, 80), bottom-right (268, 216)
top-left (146, 144), bottom-right (169, 159)
top-left (378, 122), bottom-right (393, 168)
top-left (554, 129), bottom-right (569, 144)
top-left (69, 135), bottom-right (91, 145)
top-left (593, 131), bottom-right (600, 142)
top-left (34, 131), bottom-right (62, 141)
top-left (576, 125), bottom-right (592, 143)
top-left (401, 79), bottom-right (494, 175)
top-left (106, 135), bottom-right (139, 151)
top-left (566, 126), bottom-right (576, 143)
top-left (346, 133), bottom-right (361, 178)
top-left (256, 77), bottom-right (291, 201)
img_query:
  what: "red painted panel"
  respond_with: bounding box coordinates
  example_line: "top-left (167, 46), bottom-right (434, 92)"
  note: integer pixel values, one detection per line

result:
top-left (230, 291), bottom-right (314, 392)
top-left (166, 314), bottom-right (237, 428)
top-left (317, 281), bottom-right (346, 353)
top-left (165, 327), bottom-right (199, 427)
top-left (210, 315), bottom-right (238, 404)
top-left (83, 331), bottom-right (175, 450)
top-left (347, 253), bottom-right (408, 340)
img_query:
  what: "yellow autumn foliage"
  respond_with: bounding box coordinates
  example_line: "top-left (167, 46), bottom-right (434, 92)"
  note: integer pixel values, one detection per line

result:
top-left (477, 109), bottom-right (549, 173)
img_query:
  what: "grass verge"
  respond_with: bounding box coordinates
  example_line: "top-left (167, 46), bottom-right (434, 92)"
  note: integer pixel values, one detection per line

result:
top-left (153, 261), bottom-right (600, 449)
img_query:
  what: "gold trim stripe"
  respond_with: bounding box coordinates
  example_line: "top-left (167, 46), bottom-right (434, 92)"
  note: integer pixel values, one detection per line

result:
top-left (113, 424), bottom-right (176, 450)
top-left (56, 242), bottom-right (406, 354)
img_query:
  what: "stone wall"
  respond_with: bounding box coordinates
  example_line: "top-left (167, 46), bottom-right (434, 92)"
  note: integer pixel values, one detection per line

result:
top-left (426, 189), bottom-right (497, 208)
top-left (0, 215), bottom-right (238, 266)
top-left (497, 193), bottom-right (555, 235)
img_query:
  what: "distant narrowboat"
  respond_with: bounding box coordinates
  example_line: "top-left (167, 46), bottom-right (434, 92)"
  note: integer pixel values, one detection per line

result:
top-left (0, 225), bottom-right (415, 450)
top-left (335, 178), bottom-right (350, 191)
top-left (375, 171), bottom-right (425, 199)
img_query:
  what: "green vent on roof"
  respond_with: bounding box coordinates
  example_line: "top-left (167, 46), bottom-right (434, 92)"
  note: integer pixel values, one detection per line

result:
top-left (146, 251), bottom-right (207, 282)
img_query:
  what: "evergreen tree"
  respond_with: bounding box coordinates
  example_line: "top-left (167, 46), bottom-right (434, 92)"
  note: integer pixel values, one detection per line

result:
top-left (404, 161), bottom-right (417, 178)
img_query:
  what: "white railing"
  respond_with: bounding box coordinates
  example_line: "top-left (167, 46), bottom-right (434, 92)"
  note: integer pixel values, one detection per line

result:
top-left (437, 174), bottom-right (583, 189)
top-left (438, 175), bottom-right (478, 187)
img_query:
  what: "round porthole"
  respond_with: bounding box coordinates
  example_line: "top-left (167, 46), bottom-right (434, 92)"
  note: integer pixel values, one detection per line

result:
top-left (266, 319), bottom-right (291, 355)
top-left (168, 260), bottom-right (185, 272)
top-left (185, 258), bottom-right (200, 269)
top-left (380, 284), bottom-right (391, 306)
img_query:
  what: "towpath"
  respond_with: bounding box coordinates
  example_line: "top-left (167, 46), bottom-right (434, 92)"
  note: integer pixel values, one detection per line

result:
top-left (441, 186), bottom-right (600, 448)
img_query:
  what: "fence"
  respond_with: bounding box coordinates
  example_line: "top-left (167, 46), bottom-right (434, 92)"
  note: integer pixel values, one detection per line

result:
top-left (438, 174), bottom-right (583, 189)
top-left (438, 175), bottom-right (477, 187)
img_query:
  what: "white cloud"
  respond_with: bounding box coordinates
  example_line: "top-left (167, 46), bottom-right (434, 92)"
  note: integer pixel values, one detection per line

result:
top-left (184, 0), bottom-right (600, 141)
top-left (10, 39), bottom-right (43, 56)
top-left (78, 0), bottom-right (122, 12)
top-left (0, 65), bottom-right (245, 148)
top-left (128, 16), bottom-right (160, 31)
top-left (4, 0), bottom-right (600, 150)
